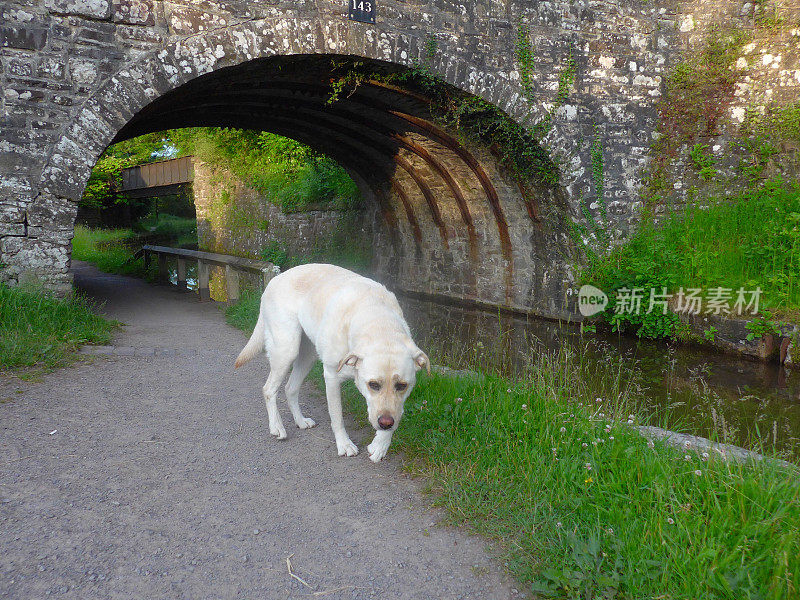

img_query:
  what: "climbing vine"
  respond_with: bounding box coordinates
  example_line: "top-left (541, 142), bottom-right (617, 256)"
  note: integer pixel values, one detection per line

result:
top-left (325, 52), bottom-right (562, 186)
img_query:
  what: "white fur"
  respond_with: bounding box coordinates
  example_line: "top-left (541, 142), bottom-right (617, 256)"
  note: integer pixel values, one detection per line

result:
top-left (236, 264), bottom-right (429, 461)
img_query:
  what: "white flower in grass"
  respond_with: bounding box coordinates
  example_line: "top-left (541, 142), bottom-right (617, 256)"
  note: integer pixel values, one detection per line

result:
top-left (582, 442), bottom-right (588, 448)
top-left (702, 452), bottom-right (709, 461)
top-left (627, 419), bottom-right (634, 425)
top-left (694, 469), bottom-right (702, 476)
top-left (456, 397), bottom-right (463, 403)
top-left (556, 521), bottom-right (562, 528)
top-left (596, 397), bottom-right (603, 403)
top-left (521, 404), bottom-right (527, 410)
top-left (605, 424), bottom-right (612, 433)
top-left (606, 527), bottom-right (614, 535)
top-left (628, 414), bottom-right (635, 420)
top-left (609, 436), bottom-right (615, 441)
top-left (647, 440), bottom-right (655, 449)
top-left (560, 427), bottom-right (566, 433)
top-left (584, 462), bottom-right (592, 471)
top-left (507, 388), bottom-right (512, 393)
top-left (592, 440), bottom-right (598, 446)
top-left (667, 517), bottom-right (675, 525)
top-left (684, 454), bottom-right (691, 461)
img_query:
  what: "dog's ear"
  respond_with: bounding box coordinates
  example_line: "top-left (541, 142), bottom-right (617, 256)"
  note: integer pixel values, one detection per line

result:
top-left (413, 351), bottom-right (431, 375)
top-left (337, 353), bottom-right (361, 372)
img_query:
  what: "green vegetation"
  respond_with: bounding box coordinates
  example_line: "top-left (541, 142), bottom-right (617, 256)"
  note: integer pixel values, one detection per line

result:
top-left (583, 180), bottom-right (800, 338)
top-left (0, 284), bottom-right (116, 376)
top-left (83, 128), bottom-right (362, 216)
top-left (225, 290), bottom-right (262, 333)
top-left (187, 129), bottom-right (362, 211)
top-left (325, 28), bottom-right (570, 187)
top-left (133, 214), bottom-right (198, 248)
top-left (377, 368), bottom-right (798, 599)
top-left (71, 226), bottom-right (155, 279)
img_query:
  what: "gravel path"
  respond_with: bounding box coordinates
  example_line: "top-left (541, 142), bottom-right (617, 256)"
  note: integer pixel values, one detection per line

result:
top-left (0, 263), bottom-right (518, 600)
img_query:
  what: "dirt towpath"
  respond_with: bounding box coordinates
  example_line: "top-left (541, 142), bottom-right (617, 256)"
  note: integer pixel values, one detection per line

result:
top-left (0, 263), bottom-right (518, 600)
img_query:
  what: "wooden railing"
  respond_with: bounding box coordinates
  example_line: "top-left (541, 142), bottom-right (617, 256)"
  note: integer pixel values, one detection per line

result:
top-left (137, 245), bottom-right (280, 303)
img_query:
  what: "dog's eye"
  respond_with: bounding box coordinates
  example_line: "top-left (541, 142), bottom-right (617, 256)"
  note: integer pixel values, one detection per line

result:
top-left (395, 382), bottom-right (408, 392)
top-left (368, 381), bottom-right (381, 391)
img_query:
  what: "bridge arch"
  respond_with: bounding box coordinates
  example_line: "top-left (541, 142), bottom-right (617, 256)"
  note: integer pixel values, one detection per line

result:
top-left (30, 17), bottom-right (580, 318)
top-left (38, 18), bottom-right (576, 202)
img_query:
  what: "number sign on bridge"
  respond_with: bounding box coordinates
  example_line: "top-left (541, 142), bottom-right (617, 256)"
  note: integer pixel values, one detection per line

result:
top-left (348, 0), bottom-right (375, 24)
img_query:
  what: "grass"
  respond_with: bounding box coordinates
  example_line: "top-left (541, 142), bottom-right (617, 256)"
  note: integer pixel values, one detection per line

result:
top-left (71, 225), bottom-right (154, 279)
top-left (584, 179), bottom-right (800, 336)
top-left (225, 290), bottom-right (261, 333)
top-left (0, 284), bottom-right (117, 376)
top-left (225, 295), bottom-right (799, 598)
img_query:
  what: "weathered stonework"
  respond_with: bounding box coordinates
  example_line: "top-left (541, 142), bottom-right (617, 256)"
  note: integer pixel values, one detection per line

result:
top-left (192, 159), bottom-right (369, 262)
top-left (0, 0), bottom-right (794, 319)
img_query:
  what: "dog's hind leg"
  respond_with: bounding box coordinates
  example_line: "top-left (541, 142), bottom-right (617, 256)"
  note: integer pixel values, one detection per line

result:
top-left (262, 324), bottom-right (301, 440)
top-left (285, 335), bottom-right (317, 429)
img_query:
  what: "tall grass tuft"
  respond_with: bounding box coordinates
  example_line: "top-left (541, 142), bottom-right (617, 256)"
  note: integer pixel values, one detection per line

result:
top-left (0, 284), bottom-right (117, 374)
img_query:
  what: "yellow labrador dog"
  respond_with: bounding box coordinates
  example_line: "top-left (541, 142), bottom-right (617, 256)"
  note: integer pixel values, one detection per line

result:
top-left (235, 264), bottom-right (429, 462)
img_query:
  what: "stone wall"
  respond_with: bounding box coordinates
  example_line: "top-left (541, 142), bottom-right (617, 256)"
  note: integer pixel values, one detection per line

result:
top-left (1, 0), bottom-right (797, 318)
top-left (192, 159), bottom-right (369, 270)
top-left (652, 0), bottom-right (800, 206)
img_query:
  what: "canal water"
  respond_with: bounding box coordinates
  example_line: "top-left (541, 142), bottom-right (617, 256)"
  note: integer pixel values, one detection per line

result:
top-left (398, 294), bottom-right (800, 460)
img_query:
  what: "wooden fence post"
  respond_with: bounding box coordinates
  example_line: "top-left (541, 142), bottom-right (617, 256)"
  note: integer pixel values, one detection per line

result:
top-left (198, 260), bottom-right (210, 301)
top-left (225, 265), bottom-right (240, 305)
top-left (177, 258), bottom-right (187, 289)
top-left (158, 253), bottom-right (168, 282)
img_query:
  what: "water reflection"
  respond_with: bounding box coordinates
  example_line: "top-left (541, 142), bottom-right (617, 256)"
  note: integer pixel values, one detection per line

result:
top-left (398, 294), bottom-right (800, 459)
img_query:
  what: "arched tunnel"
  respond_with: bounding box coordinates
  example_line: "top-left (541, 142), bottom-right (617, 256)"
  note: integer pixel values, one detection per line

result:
top-left (110, 55), bottom-right (576, 319)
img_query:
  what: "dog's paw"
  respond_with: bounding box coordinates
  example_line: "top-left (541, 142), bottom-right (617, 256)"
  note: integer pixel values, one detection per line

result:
top-left (368, 439), bottom-right (391, 462)
top-left (337, 438), bottom-right (359, 457)
top-left (295, 417), bottom-right (316, 429)
top-left (270, 426), bottom-right (288, 440)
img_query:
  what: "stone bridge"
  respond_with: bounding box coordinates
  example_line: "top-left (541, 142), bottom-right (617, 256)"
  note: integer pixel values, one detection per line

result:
top-left (0, 0), bottom-right (701, 319)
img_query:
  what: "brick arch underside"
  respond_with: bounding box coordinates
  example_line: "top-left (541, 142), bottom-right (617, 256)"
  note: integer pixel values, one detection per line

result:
top-left (36, 21), bottom-right (577, 319)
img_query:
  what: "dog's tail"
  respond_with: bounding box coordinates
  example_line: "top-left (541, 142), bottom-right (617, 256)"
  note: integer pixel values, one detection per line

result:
top-left (235, 312), bottom-right (266, 369)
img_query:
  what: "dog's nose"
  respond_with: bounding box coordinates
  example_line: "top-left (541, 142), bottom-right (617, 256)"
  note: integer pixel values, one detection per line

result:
top-left (378, 415), bottom-right (394, 430)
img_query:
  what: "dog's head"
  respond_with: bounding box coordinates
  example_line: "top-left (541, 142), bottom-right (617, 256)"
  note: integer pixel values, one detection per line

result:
top-left (337, 345), bottom-right (430, 432)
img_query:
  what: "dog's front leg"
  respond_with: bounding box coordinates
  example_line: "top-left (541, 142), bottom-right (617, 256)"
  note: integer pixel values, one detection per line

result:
top-left (367, 430), bottom-right (393, 463)
top-left (323, 366), bottom-right (358, 457)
